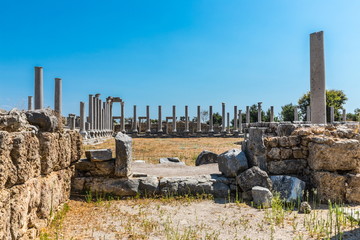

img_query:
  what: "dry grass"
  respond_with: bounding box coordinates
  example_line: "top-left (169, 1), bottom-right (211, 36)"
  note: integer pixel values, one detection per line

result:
top-left (83, 137), bottom-right (241, 165)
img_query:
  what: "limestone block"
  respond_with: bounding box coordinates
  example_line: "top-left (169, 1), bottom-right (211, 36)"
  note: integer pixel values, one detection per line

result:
top-left (252, 186), bottom-right (272, 208)
top-left (0, 190), bottom-right (10, 240)
top-left (0, 109), bottom-right (31, 132)
top-left (280, 148), bottom-right (292, 159)
top-left (346, 174), bottom-right (360, 204)
top-left (292, 147), bottom-right (305, 159)
top-left (71, 177), bottom-right (86, 192)
top-left (288, 136), bottom-right (301, 146)
top-left (270, 175), bottom-right (305, 202)
top-left (38, 132), bottom-right (60, 174)
top-left (267, 148), bottom-right (281, 160)
top-left (69, 131), bottom-right (82, 163)
top-left (264, 137), bottom-right (279, 148)
top-left (217, 149), bottom-right (248, 177)
top-left (243, 128), bottom-right (267, 170)
top-left (195, 150), bottom-right (218, 166)
top-left (84, 177), bottom-right (140, 196)
top-left (25, 109), bottom-right (59, 132)
top-left (138, 176), bottom-right (159, 196)
top-left (0, 131), bottom-right (17, 189)
top-left (276, 124), bottom-right (296, 136)
top-left (114, 133), bottom-right (132, 177)
top-left (267, 159), bottom-right (307, 175)
top-left (75, 159), bottom-right (114, 176)
top-left (279, 137), bottom-right (290, 147)
top-left (236, 166), bottom-right (272, 192)
top-left (86, 149), bottom-right (112, 162)
top-left (58, 132), bottom-right (72, 168)
top-left (308, 139), bottom-right (360, 171)
top-left (312, 171), bottom-right (346, 203)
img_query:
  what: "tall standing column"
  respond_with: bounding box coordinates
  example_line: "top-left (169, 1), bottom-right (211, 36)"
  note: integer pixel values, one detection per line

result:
top-left (184, 105), bottom-right (189, 133)
top-left (88, 95), bottom-right (94, 130)
top-left (121, 102), bottom-right (126, 133)
top-left (146, 105), bottom-right (151, 134)
top-left (158, 105), bottom-right (163, 133)
top-left (294, 106), bottom-right (299, 122)
top-left (34, 66), bottom-right (43, 109)
top-left (28, 96), bottom-right (33, 110)
top-left (110, 101), bottom-right (113, 131)
top-left (330, 106), bottom-right (334, 123)
top-left (306, 106), bottom-right (311, 122)
top-left (54, 78), bottom-right (62, 115)
top-left (233, 106), bottom-right (238, 132)
top-left (132, 105), bottom-right (138, 133)
top-left (269, 106), bottom-right (274, 122)
top-left (238, 110), bottom-right (243, 133)
top-left (172, 105), bottom-right (177, 133)
top-left (99, 99), bottom-right (103, 134)
top-left (80, 102), bottom-right (87, 138)
top-left (246, 106), bottom-right (250, 124)
top-left (197, 106), bottom-right (202, 133)
top-left (257, 102), bottom-right (262, 123)
top-left (95, 94), bottom-right (100, 132)
top-left (227, 112), bottom-right (230, 133)
top-left (310, 31), bottom-right (326, 124)
top-left (93, 96), bottom-right (98, 133)
top-left (209, 106), bottom-right (214, 133)
top-left (343, 109), bottom-right (347, 122)
top-left (221, 103), bottom-right (226, 133)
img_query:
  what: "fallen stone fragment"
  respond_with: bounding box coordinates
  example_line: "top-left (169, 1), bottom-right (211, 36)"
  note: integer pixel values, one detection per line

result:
top-left (159, 157), bottom-right (185, 165)
top-left (270, 175), bottom-right (305, 202)
top-left (114, 132), bottom-right (132, 177)
top-left (236, 166), bottom-right (272, 192)
top-left (218, 149), bottom-right (248, 177)
top-left (252, 186), bottom-right (273, 208)
top-left (85, 149), bottom-right (112, 162)
top-left (299, 201), bottom-right (311, 214)
top-left (195, 150), bottom-right (218, 166)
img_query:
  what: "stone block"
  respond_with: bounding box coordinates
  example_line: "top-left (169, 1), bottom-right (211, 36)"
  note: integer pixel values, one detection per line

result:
top-left (195, 150), bottom-right (218, 166)
top-left (86, 149), bottom-right (113, 162)
top-left (292, 147), bottom-right (305, 159)
top-left (267, 148), bottom-right (281, 160)
top-left (39, 132), bottom-right (60, 174)
top-left (115, 133), bottom-right (132, 177)
top-left (267, 159), bottom-right (307, 175)
top-left (217, 149), bottom-right (248, 177)
top-left (75, 159), bottom-right (114, 176)
top-left (280, 148), bottom-right (292, 159)
top-left (252, 186), bottom-right (272, 208)
top-left (25, 109), bottom-right (59, 132)
top-left (270, 175), bottom-right (305, 202)
top-left (243, 128), bottom-right (267, 170)
top-left (0, 190), bottom-right (10, 240)
top-left (0, 131), bottom-right (16, 189)
top-left (69, 131), bottom-right (82, 163)
top-left (264, 137), bottom-right (278, 148)
top-left (312, 171), bottom-right (346, 203)
top-left (346, 174), bottom-right (360, 204)
top-left (58, 132), bottom-right (72, 168)
top-left (308, 139), bottom-right (360, 171)
top-left (236, 166), bottom-right (272, 192)
top-left (279, 137), bottom-right (290, 147)
top-left (84, 178), bottom-right (140, 196)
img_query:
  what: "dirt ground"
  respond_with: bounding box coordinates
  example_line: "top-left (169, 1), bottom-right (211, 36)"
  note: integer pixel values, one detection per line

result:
top-left (41, 198), bottom-right (360, 240)
top-left (83, 137), bottom-right (241, 166)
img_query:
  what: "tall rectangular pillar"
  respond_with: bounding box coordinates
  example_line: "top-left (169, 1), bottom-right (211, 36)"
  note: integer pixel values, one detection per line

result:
top-left (310, 31), bottom-right (326, 124)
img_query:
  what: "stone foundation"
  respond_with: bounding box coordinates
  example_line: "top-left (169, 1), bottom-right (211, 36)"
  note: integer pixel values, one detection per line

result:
top-left (0, 109), bottom-right (82, 239)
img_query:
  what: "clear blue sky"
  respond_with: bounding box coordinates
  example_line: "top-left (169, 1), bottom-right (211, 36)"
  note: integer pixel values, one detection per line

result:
top-left (1, 0), bottom-right (360, 118)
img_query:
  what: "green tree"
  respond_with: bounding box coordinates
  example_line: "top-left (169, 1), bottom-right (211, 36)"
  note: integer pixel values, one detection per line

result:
top-left (249, 104), bottom-right (265, 122)
top-left (298, 90), bottom-right (348, 122)
top-left (212, 112), bottom-right (222, 125)
top-left (347, 108), bottom-right (360, 121)
top-left (280, 103), bottom-right (295, 121)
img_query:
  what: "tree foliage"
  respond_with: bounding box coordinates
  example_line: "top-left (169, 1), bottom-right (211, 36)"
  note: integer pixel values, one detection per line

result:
top-left (212, 112), bottom-right (222, 125)
top-left (280, 103), bottom-right (295, 121)
top-left (298, 90), bottom-right (348, 121)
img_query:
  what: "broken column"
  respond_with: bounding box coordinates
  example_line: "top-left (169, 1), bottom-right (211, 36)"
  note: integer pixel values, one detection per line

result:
top-left (294, 106), bottom-right (299, 122)
top-left (69, 114), bottom-right (76, 130)
top-left (172, 105), bottom-right (177, 133)
top-left (184, 105), bottom-right (189, 133)
top-left (28, 96), bottom-right (33, 110)
top-left (227, 112), bottom-right (230, 133)
top-left (246, 106), bottom-right (250, 124)
top-left (158, 105), bottom-right (163, 134)
top-left (270, 106), bottom-right (274, 122)
top-left (80, 102), bottom-right (87, 138)
top-left (121, 102), bottom-right (126, 133)
top-left (310, 31), bottom-right (326, 124)
top-left (257, 102), bottom-right (262, 123)
top-left (54, 78), bottom-right (62, 115)
top-left (146, 105), bottom-right (151, 134)
top-left (233, 106), bottom-right (238, 133)
top-left (209, 105), bottom-right (214, 133)
top-left (132, 105), bottom-right (138, 133)
top-left (197, 105), bottom-right (201, 133)
top-left (222, 103), bottom-right (226, 133)
top-left (238, 110), bottom-right (243, 133)
top-left (343, 109), bottom-right (347, 122)
top-left (34, 66), bottom-right (43, 109)
top-left (115, 132), bottom-right (132, 177)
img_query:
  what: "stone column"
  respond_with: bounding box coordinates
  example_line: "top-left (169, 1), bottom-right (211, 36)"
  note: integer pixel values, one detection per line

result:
top-left (158, 105), bottom-right (163, 133)
top-left (110, 101), bottom-right (113, 131)
top-left (270, 106), bottom-right (274, 122)
top-left (28, 96), bottom-right (33, 110)
top-left (85, 122), bottom-right (90, 131)
top-left (257, 102), bottom-right (262, 123)
top-left (306, 106), bottom-right (311, 122)
top-left (132, 105), bottom-right (138, 133)
top-left (99, 99), bottom-right (103, 134)
top-left (95, 94), bottom-right (100, 132)
top-left (196, 105), bottom-right (202, 133)
top-left (80, 102), bottom-right (87, 138)
top-left (146, 105), bottom-right (151, 134)
top-left (221, 103), bottom-right (226, 133)
top-left (330, 106), bottom-right (334, 123)
top-left (227, 112), bottom-right (230, 133)
top-left (34, 66), bottom-right (43, 109)
top-left (93, 96), bottom-right (98, 134)
top-left (238, 110), bottom-right (243, 133)
top-left (343, 109), bottom-right (346, 122)
top-left (54, 78), bottom-right (62, 115)
top-left (310, 31), bottom-right (326, 124)
top-left (184, 105), bottom-right (189, 133)
top-left (246, 106), bottom-right (250, 124)
top-left (233, 106), bottom-right (238, 132)
top-left (294, 106), bottom-right (299, 122)
top-left (121, 102), bottom-right (126, 133)
top-left (172, 105), bottom-right (177, 133)
top-left (69, 114), bottom-right (76, 130)
top-left (209, 105), bottom-right (214, 133)
top-left (88, 95), bottom-right (93, 130)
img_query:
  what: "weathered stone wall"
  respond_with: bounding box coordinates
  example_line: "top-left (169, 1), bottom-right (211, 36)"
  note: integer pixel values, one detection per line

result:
top-left (0, 109), bottom-right (82, 240)
top-left (242, 122), bottom-right (360, 203)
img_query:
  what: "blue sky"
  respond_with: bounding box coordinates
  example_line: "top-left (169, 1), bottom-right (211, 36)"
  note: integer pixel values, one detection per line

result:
top-left (1, 0), bottom-right (360, 118)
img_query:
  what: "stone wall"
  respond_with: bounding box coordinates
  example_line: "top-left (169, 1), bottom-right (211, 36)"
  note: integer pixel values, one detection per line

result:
top-left (0, 109), bottom-right (82, 240)
top-left (242, 122), bottom-right (360, 203)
